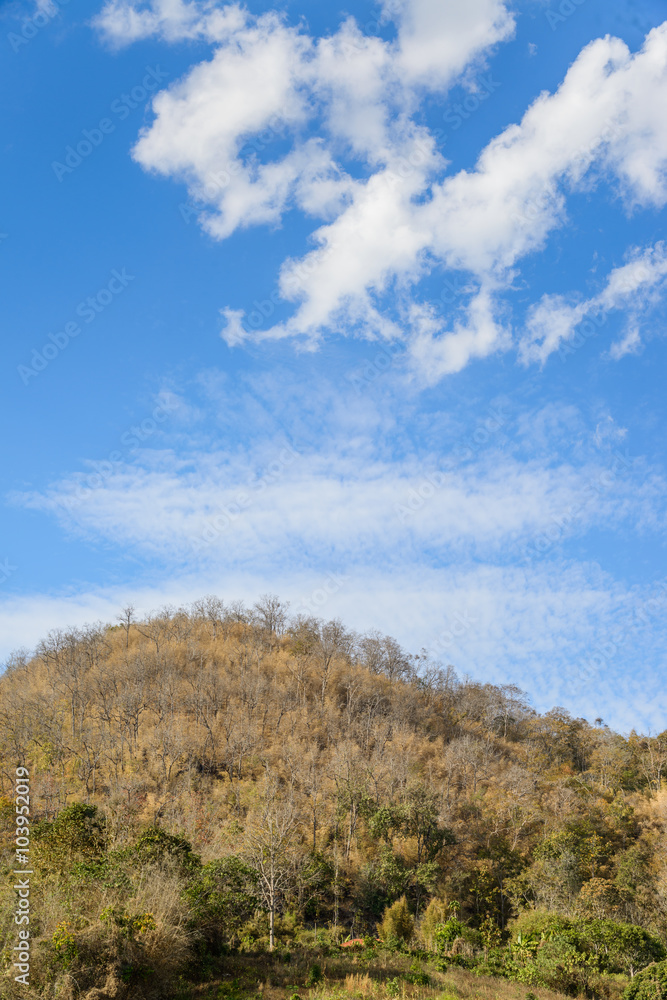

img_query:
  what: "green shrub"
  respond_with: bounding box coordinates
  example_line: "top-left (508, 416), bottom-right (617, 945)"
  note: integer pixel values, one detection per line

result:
top-left (623, 960), bottom-right (667, 1000)
top-left (508, 910), bottom-right (574, 939)
top-left (129, 826), bottom-right (200, 872)
top-left (100, 905), bottom-right (157, 940)
top-left (405, 960), bottom-right (430, 986)
top-left (475, 946), bottom-right (510, 978)
top-left (275, 909), bottom-right (302, 941)
top-left (184, 855), bottom-right (259, 946)
top-left (434, 917), bottom-right (465, 949)
top-left (355, 848), bottom-right (411, 922)
top-left (381, 934), bottom-right (403, 952)
top-left (522, 938), bottom-right (595, 995)
top-left (378, 896), bottom-right (414, 945)
top-left (584, 920), bottom-right (666, 977)
top-left (33, 803), bottom-right (105, 877)
top-left (51, 921), bottom-right (78, 969)
top-left (446, 954), bottom-right (474, 969)
top-left (306, 962), bottom-right (323, 986)
top-left (507, 912), bottom-right (665, 982)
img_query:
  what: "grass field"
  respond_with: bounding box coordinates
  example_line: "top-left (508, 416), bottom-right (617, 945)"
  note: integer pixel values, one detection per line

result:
top-left (162, 948), bottom-right (572, 1000)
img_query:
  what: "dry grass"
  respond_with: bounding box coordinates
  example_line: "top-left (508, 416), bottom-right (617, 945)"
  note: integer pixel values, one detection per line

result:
top-left (130, 865), bottom-right (195, 973)
top-left (167, 950), bottom-right (574, 1000)
top-left (439, 967), bottom-right (573, 1000)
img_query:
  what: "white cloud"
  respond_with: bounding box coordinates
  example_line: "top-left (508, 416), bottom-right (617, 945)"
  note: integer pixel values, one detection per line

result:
top-left (609, 325), bottom-right (642, 360)
top-left (383, 0), bottom-right (515, 89)
top-left (132, 11), bottom-right (315, 238)
top-left (406, 287), bottom-right (510, 382)
top-left (520, 242), bottom-right (667, 364)
top-left (6, 368), bottom-right (667, 732)
top-left (93, 0), bottom-right (247, 45)
top-left (94, 4), bottom-right (667, 379)
top-left (11, 424), bottom-right (660, 570)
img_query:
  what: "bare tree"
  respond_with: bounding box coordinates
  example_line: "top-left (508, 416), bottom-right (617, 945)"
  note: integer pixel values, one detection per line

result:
top-left (253, 594), bottom-right (290, 639)
top-left (315, 619), bottom-right (353, 706)
top-left (288, 744), bottom-right (325, 852)
top-left (488, 683), bottom-right (534, 739)
top-left (444, 734), bottom-right (496, 801)
top-left (244, 778), bottom-right (298, 950)
top-left (357, 631), bottom-right (412, 682)
top-left (116, 605), bottom-right (136, 649)
top-left (191, 595), bottom-right (225, 639)
top-left (135, 608), bottom-right (174, 657)
top-left (636, 731), bottom-right (667, 795)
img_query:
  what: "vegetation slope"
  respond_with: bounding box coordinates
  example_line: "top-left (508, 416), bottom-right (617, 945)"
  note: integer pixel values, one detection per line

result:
top-left (1, 596), bottom-right (666, 1000)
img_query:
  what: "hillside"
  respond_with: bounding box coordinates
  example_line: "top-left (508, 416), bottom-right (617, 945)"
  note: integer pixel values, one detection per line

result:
top-left (1, 596), bottom-right (666, 999)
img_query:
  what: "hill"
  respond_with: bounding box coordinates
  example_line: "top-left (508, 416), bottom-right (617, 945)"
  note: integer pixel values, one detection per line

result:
top-left (1, 596), bottom-right (666, 999)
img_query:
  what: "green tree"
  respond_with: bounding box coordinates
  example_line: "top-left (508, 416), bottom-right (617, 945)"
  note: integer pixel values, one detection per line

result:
top-left (295, 850), bottom-right (335, 921)
top-left (184, 855), bottom-right (259, 947)
top-left (33, 803), bottom-right (105, 877)
top-left (401, 784), bottom-right (452, 863)
top-left (623, 960), bottom-right (667, 1000)
top-left (355, 847), bottom-right (410, 922)
top-left (129, 826), bottom-right (201, 873)
top-left (585, 919), bottom-right (665, 977)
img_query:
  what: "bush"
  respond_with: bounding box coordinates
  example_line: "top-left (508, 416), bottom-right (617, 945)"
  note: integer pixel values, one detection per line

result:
top-left (183, 855), bottom-right (259, 947)
top-left (306, 962), bottom-right (323, 986)
top-left (518, 938), bottom-right (596, 995)
top-left (508, 910), bottom-right (574, 939)
top-left (378, 896), bottom-right (414, 945)
top-left (507, 912), bottom-right (665, 980)
top-left (405, 960), bottom-right (430, 986)
top-left (585, 920), bottom-right (666, 977)
top-left (100, 905), bottom-right (157, 940)
top-left (355, 848), bottom-right (411, 922)
top-left (33, 803), bottom-right (106, 877)
top-left (419, 897), bottom-right (449, 951)
top-left (129, 826), bottom-right (200, 873)
top-left (435, 918), bottom-right (465, 950)
top-left (51, 921), bottom-right (78, 970)
top-left (98, 864), bottom-right (196, 979)
top-left (623, 960), bottom-right (667, 1000)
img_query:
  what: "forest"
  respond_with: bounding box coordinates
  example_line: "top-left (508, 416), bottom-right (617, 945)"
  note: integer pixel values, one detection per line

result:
top-left (1, 595), bottom-right (666, 1000)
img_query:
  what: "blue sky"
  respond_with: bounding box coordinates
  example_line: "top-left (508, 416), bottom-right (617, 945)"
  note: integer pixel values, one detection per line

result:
top-left (2, 0), bottom-right (667, 733)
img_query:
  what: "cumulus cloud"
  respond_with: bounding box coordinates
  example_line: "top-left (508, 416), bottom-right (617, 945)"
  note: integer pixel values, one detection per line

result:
top-left (382, 0), bottom-right (515, 89)
top-left (94, 2), bottom-right (667, 378)
top-left (406, 287), bottom-right (510, 382)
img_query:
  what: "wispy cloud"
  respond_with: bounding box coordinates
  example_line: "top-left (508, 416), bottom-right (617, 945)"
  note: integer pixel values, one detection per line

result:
top-left (520, 242), bottom-right (667, 364)
top-left (608, 324), bottom-right (643, 360)
top-left (12, 436), bottom-right (662, 570)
